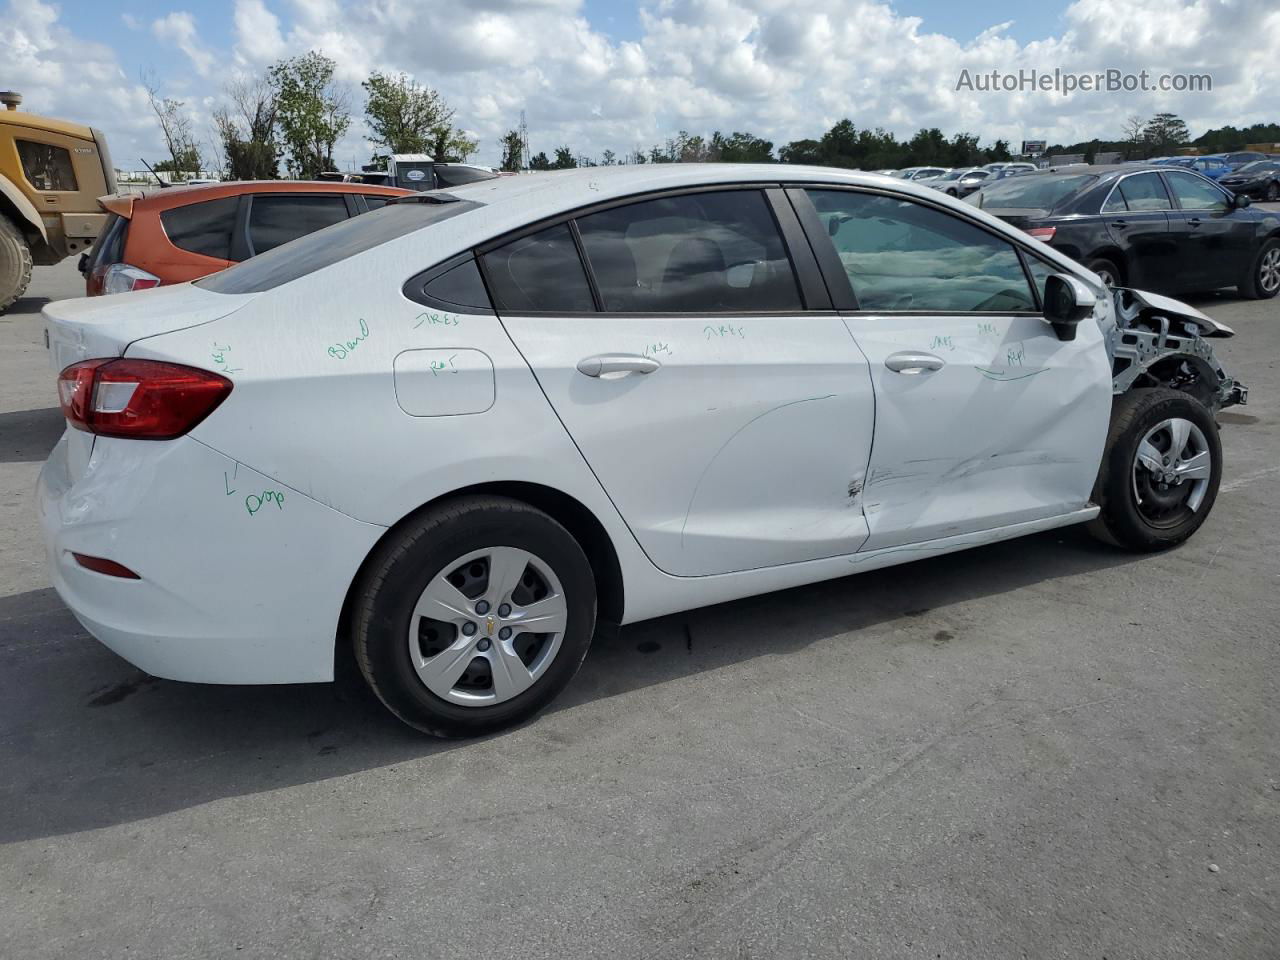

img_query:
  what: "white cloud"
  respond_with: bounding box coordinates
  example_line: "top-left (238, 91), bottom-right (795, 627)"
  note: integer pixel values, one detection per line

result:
top-left (3, 0), bottom-right (1278, 174)
top-left (152, 11), bottom-right (216, 77)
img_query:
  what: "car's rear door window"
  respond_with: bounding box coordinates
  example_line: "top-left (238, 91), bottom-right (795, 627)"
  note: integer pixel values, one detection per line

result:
top-left (481, 224), bottom-right (595, 313)
top-left (575, 190), bottom-right (802, 312)
top-left (1112, 173), bottom-right (1173, 212)
top-left (805, 188), bottom-right (1036, 312)
top-left (247, 194), bottom-right (350, 254)
top-left (160, 196), bottom-right (239, 259)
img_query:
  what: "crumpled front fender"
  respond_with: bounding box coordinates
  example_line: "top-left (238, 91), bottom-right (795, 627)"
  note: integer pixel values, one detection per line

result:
top-left (1109, 287), bottom-right (1247, 410)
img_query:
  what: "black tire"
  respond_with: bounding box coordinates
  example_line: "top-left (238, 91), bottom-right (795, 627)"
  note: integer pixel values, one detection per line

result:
top-left (1265, 181), bottom-right (1279, 202)
top-left (0, 215), bottom-right (34, 314)
top-left (945, 188), bottom-right (958, 197)
top-left (352, 495), bottom-right (597, 737)
top-left (1087, 388), bottom-right (1222, 551)
top-left (1238, 237), bottom-right (1280, 300)
top-left (1085, 256), bottom-right (1122, 288)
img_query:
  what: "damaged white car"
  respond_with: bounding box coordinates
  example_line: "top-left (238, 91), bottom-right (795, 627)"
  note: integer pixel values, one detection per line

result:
top-left (39, 166), bottom-right (1246, 736)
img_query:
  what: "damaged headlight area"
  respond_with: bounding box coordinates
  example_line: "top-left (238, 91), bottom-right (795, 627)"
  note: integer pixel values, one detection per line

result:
top-left (1109, 287), bottom-right (1248, 412)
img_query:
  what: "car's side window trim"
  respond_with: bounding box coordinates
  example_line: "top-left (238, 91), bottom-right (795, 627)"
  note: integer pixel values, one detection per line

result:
top-left (341, 193), bottom-right (360, 218)
top-left (784, 187), bottom-right (858, 310)
top-left (473, 183), bottom-right (828, 317)
top-left (229, 194), bottom-right (252, 262)
top-left (784, 182), bottom-right (1043, 317)
top-left (765, 187), bottom-right (832, 311)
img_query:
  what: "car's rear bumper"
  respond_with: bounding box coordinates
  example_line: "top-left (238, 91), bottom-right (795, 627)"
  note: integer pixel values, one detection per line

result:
top-left (38, 431), bottom-right (385, 684)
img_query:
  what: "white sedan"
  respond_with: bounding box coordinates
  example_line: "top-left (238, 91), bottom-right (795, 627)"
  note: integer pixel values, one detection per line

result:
top-left (39, 165), bottom-right (1246, 737)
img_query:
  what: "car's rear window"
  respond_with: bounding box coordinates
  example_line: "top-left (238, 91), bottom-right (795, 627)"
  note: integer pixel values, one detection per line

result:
top-left (161, 196), bottom-right (239, 260)
top-left (972, 174), bottom-right (1097, 210)
top-left (197, 195), bottom-right (479, 294)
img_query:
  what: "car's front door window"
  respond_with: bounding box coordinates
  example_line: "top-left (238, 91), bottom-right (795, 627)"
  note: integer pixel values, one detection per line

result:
top-left (803, 189), bottom-right (1036, 313)
top-left (1164, 172), bottom-right (1230, 212)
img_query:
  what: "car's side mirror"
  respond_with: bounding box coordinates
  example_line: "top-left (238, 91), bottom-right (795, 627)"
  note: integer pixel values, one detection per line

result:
top-left (1043, 273), bottom-right (1096, 341)
top-left (1233, 192), bottom-right (1251, 209)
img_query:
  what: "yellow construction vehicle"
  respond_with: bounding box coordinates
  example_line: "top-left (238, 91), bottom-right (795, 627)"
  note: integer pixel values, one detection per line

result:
top-left (0, 90), bottom-right (115, 312)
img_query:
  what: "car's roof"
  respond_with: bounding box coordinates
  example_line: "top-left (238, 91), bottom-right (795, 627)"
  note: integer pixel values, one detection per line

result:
top-left (127, 179), bottom-right (413, 208)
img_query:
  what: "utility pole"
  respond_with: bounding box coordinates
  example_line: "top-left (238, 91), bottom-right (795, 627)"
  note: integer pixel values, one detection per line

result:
top-left (518, 110), bottom-right (530, 173)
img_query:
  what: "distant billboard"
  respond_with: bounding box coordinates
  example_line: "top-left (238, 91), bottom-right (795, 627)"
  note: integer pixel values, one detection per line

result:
top-left (1021, 140), bottom-right (1047, 157)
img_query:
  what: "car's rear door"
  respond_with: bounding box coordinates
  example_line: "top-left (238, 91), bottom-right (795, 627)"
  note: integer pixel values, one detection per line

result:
top-left (790, 185), bottom-right (1111, 551)
top-left (486, 186), bottom-right (877, 577)
top-left (1101, 172), bottom-right (1176, 289)
top-left (1162, 170), bottom-right (1255, 290)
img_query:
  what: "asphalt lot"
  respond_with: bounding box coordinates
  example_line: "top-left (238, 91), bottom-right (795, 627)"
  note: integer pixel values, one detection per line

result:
top-left (2, 256), bottom-right (1277, 960)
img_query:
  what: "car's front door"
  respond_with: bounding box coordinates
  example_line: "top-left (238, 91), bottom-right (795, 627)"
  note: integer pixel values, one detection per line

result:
top-left (792, 186), bottom-right (1112, 552)
top-left (1163, 170), bottom-right (1255, 290)
top-left (485, 187), bottom-right (877, 577)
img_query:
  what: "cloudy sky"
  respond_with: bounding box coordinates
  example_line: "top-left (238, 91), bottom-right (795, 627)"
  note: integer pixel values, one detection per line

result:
top-left (2, 0), bottom-right (1276, 171)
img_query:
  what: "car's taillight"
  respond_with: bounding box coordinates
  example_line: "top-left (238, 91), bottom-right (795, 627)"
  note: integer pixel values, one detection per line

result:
top-left (1025, 227), bottom-right (1057, 242)
top-left (57, 359), bottom-right (232, 440)
top-left (101, 263), bottom-right (161, 295)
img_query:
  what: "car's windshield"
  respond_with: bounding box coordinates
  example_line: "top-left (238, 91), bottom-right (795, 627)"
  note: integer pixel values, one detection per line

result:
top-left (970, 174), bottom-right (1097, 209)
top-left (197, 195), bottom-right (479, 294)
top-left (936, 170), bottom-right (968, 181)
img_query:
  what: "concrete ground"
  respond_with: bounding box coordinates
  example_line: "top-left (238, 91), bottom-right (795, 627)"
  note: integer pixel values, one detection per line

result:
top-left (1, 257), bottom-right (1277, 960)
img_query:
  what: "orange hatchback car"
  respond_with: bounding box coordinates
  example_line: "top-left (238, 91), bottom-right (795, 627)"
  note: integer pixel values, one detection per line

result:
top-left (81, 180), bottom-right (413, 295)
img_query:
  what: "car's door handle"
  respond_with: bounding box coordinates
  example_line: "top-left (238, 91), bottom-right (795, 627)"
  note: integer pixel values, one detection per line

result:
top-left (575, 354), bottom-right (662, 378)
top-left (1188, 217), bottom-right (1203, 227)
top-left (1111, 219), bottom-right (1129, 229)
top-left (884, 352), bottom-right (945, 375)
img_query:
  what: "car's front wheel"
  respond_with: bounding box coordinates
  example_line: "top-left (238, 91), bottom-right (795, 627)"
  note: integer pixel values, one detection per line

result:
top-left (1088, 388), bottom-right (1222, 551)
top-left (352, 496), bottom-right (597, 737)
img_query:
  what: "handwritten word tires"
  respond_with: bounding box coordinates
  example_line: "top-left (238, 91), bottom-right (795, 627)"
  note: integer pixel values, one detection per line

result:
top-left (1088, 389), bottom-right (1222, 551)
top-left (352, 496), bottom-right (597, 737)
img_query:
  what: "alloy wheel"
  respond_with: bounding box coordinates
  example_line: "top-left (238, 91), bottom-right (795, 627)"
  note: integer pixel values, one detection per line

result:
top-left (1131, 417), bottom-right (1212, 528)
top-left (408, 546), bottom-right (568, 706)
top-left (1259, 246), bottom-right (1280, 295)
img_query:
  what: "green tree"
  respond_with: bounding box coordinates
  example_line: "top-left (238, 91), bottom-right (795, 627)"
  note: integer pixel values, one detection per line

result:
top-left (500, 130), bottom-right (524, 172)
top-left (270, 51), bottom-right (351, 178)
top-left (529, 151), bottom-right (551, 170)
top-left (778, 138), bottom-right (823, 164)
top-left (600, 149), bottom-right (617, 166)
top-left (712, 131), bottom-right (773, 163)
top-left (427, 125), bottom-right (477, 162)
top-left (362, 71), bottom-right (452, 155)
top-left (1144, 113), bottom-right (1190, 152)
top-left (552, 146), bottom-right (578, 169)
top-left (214, 75), bottom-right (280, 180)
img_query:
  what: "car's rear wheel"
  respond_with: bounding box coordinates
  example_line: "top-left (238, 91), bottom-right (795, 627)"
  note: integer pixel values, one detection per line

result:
top-left (352, 496), bottom-right (597, 737)
top-left (1085, 256), bottom-right (1122, 288)
top-left (1239, 237), bottom-right (1280, 300)
top-left (1265, 181), bottom-right (1279, 202)
top-left (0, 215), bottom-right (34, 314)
top-left (1087, 388), bottom-right (1221, 551)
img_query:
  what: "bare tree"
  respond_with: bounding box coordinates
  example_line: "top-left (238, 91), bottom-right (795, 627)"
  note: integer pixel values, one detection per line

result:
top-left (215, 74), bottom-right (281, 180)
top-left (143, 72), bottom-right (201, 180)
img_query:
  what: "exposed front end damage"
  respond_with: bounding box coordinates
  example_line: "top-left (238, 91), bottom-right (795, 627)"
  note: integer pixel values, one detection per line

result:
top-left (1108, 287), bottom-right (1247, 412)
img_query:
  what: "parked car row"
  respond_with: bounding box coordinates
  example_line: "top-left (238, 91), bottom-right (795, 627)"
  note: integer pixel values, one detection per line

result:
top-left (968, 164), bottom-right (1280, 298)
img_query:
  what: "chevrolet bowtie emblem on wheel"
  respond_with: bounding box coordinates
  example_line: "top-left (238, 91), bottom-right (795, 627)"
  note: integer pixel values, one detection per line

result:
top-left (486, 617), bottom-right (495, 636)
